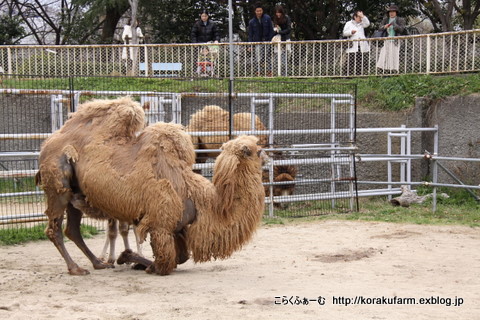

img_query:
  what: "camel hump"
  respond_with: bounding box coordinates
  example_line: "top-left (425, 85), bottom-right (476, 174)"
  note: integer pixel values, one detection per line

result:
top-left (141, 122), bottom-right (196, 167)
top-left (186, 105), bottom-right (228, 131)
top-left (72, 96), bottom-right (145, 138)
top-left (201, 105), bottom-right (224, 113)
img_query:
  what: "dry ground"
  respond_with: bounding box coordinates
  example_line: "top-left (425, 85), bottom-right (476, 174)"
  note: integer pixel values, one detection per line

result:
top-left (0, 220), bottom-right (479, 320)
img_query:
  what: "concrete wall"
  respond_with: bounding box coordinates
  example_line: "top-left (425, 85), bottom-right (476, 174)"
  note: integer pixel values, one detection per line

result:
top-left (355, 94), bottom-right (480, 187)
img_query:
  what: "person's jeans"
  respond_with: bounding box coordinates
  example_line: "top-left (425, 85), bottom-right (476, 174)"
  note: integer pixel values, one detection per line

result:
top-left (254, 44), bottom-right (272, 74)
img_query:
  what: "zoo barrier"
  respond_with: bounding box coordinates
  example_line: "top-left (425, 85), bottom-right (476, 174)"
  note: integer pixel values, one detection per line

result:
top-left (0, 75), bottom-right (357, 234)
top-left (0, 30), bottom-right (479, 78)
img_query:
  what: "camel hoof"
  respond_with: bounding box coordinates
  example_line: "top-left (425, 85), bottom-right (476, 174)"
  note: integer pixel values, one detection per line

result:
top-left (146, 263), bottom-right (172, 276)
top-left (69, 266), bottom-right (90, 276)
top-left (177, 254), bottom-right (189, 265)
top-left (145, 264), bottom-right (156, 274)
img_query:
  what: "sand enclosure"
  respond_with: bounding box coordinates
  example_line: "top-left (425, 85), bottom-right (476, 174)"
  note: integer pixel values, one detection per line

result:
top-left (0, 220), bottom-right (478, 320)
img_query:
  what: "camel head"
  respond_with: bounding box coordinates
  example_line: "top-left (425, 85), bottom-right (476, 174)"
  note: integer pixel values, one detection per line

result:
top-left (189, 135), bottom-right (266, 263)
top-left (213, 135), bottom-right (266, 213)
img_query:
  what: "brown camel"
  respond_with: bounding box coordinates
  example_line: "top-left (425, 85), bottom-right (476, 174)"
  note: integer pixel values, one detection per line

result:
top-left (36, 97), bottom-right (265, 275)
top-left (186, 105), bottom-right (296, 208)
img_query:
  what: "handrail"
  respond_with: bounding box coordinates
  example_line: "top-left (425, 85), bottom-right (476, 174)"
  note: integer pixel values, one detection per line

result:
top-left (0, 29), bottom-right (478, 78)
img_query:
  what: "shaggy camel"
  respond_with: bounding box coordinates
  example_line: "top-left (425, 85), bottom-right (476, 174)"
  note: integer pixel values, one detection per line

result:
top-left (36, 97), bottom-right (265, 275)
top-left (186, 105), bottom-right (297, 208)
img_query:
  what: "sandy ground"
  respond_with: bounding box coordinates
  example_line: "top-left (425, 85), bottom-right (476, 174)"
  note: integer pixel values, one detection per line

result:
top-left (0, 220), bottom-right (479, 320)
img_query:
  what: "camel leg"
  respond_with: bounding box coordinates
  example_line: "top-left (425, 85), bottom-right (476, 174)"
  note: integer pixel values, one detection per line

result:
top-left (64, 203), bottom-right (114, 270)
top-left (175, 228), bottom-right (189, 265)
top-left (146, 229), bottom-right (177, 275)
top-left (99, 219), bottom-right (118, 263)
top-left (132, 226), bottom-right (144, 257)
top-left (119, 220), bottom-right (132, 251)
top-left (44, 196), bottom-right (89, 275)
top-left (117, 249), bottom-right (152, 268)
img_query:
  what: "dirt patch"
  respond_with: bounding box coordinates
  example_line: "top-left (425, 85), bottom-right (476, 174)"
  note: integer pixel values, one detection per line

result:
top-left (312, 248), bottom-right (379, 263)
top-left (0, 220), bottom-right (479, 320)
top-left (370, 230), bottom-right (422, 239)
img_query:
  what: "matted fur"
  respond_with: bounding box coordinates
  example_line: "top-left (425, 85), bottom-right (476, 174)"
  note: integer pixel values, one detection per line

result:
top-left (37, 97), bottom-right (265, 275)
top-left (187, 135), bottom-right (265, 262)
top-left (186, 105), bottom-right (268, 158)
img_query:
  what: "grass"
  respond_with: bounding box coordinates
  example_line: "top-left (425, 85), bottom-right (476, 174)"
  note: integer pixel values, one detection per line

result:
top-left (3, 73), bottom-right (479, 111)
top-left (263, 188), bottom-right (480, 228)
top-left (0, 223), bottom-right (99, 245)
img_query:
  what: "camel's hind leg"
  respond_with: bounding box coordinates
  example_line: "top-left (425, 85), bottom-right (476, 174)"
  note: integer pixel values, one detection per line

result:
top-left (44, 195), bottom-right (89, 275)
top-left (64, 203), bottom-right (114, 270)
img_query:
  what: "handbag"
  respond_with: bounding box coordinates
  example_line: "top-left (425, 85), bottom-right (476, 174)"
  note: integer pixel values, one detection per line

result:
top-left (372, 29), bottom-right (388, 38)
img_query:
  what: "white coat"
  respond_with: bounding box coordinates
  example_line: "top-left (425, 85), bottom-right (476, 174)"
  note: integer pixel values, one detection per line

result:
top-left (122, 25), bottom-right (144, 60)
top-left (343, 17), bottom-right (370, 53)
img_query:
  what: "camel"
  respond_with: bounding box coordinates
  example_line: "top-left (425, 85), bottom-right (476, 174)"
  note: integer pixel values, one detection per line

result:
top-left (186, 105), bottom-right (297, 208)
top-left (36, 97), bottom-right (265, 275)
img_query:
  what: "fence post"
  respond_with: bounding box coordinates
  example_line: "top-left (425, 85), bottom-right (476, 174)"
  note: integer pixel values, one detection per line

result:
top-left (7, 47), bottom-right (12, 74)
top-left (143, 45), bottom-right (149, 76)
top-left (426, 34), bottom-right (431, 74)
top-left (277, 43), bottom-right (281, 76)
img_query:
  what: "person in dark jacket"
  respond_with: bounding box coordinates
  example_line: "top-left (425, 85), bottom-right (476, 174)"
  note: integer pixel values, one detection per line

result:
top-left (191, 10), bottom-right (220, 43)
top-left (248, 2), bottom-right (275, 76)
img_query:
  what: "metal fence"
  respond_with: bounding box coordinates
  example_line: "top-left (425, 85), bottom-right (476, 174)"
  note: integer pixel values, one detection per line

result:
top-left (0, 30), bottom-right (478, 78)
top-left (0, 75), bottom-right (357, 233)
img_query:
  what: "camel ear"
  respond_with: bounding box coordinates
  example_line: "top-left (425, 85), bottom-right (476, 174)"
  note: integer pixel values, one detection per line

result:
top-left (241, 145), bottom-right (252, 157)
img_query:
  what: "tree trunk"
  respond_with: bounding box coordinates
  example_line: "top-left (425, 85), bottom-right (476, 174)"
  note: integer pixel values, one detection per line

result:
top-left (101, 2), bottom-right (130, 43)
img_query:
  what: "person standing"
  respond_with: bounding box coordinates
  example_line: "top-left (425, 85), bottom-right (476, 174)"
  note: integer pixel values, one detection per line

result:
top-left (122, 19), bottom-right (144, 61)
top-left (342, 10), bottom-right (370, 76)
top-left (248, 2), bottom-right (275, 76)
top-left (272, 5), bottom-right (292, 76)
top-left (191, 10), bottom-right (220, 43)
top-left (375, 4), bottom-right (406, 72)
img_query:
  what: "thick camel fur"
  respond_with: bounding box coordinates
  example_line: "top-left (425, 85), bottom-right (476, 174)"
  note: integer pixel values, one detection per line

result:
top-left (36, 97), bottom-right (265, 275)
top-left (186, 105), bottom-right (268, 159)
top-left (186, 105), bottom-right (297, 208)
top-left (36, 97), bottom-right (146, 275)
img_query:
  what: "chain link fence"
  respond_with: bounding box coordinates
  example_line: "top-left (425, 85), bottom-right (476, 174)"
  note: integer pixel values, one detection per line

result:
top-left (0, 75), bottom-right (356, 235)
top-left (0, 30), bottom-right (478, 78)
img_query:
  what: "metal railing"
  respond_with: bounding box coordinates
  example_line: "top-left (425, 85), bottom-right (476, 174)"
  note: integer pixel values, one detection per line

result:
top-left (0, 30), bottom-right (478, 78)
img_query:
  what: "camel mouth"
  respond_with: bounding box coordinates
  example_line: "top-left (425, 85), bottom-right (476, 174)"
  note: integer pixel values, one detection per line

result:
top-left (259, 149), bottom-right (270, 165)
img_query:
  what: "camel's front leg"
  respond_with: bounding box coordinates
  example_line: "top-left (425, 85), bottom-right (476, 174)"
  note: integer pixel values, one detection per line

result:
top-left (64, 203), bottom-right (114, 270)
top-left (175, 228), bottom-right (189, 265)
top-left (44, 196), bottom-right (89, 275)
top-left (146, 229), bottom-right (177, 275)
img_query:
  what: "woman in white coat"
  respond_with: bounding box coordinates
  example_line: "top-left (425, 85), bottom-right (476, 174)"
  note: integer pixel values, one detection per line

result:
top-left (122, 19), bottom-right (144, 61)
top-left (342, 11), bottom-right (370, 75)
